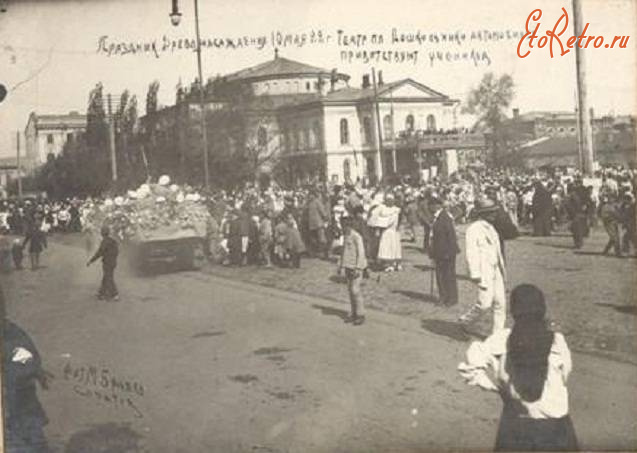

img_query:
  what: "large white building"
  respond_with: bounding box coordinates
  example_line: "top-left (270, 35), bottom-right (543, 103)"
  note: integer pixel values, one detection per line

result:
top-left (24, 111), bottom-right (87, 173)
top-left (144, 53), bottom-right (485, 186)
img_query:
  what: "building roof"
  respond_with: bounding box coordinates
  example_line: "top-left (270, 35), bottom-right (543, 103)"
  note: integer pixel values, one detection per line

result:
top-left (223, 55), bottom-right (350, 83)
top-left (27, 111), bottom-right (87, 131)
top-left (519, 131), bottom-right (636, 166)
top-left (275, 78), bottom-right (455, 111)
top-left (320, 78), bottom-right (453, 103)
top-left (515, 111), bottom-right (576, 122)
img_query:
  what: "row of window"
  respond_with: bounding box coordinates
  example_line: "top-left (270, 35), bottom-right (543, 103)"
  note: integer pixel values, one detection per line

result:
top-left (542, 125), bottom-right (603, 134)
top-left (266, 112), bottom-right (440, 152)
top-left (338, 114), bottom-right (438, 145)
top-left (46, 133), bottom-right (74, 144)
top-left (281, 122), bottom-right (322, 152)
top-left (261, 80), bottom-right (316, 94)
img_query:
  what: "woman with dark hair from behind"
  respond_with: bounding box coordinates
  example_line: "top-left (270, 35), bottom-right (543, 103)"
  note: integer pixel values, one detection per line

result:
top-left (458, 284), bottom-right (578, 451)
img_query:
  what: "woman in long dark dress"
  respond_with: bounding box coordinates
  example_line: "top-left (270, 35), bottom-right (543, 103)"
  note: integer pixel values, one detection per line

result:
top-left (459, 284), bottom-right (578, 451)
top-left (22, 216), bottom-right (47, 271)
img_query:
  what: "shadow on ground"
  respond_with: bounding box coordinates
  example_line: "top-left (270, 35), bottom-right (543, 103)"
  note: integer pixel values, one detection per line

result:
top-left (65, 423), bottom-right (146, 453)
top-left (311, 304), bottom-right (350, 321)
top-left (392, 290), bottom-right (438, 304)
top-left (595, 303), bottom-right (637, 315)
top-left (412, 265), bottom-right (473, 282)
top-left (420, 319), bottom-right (471, 342)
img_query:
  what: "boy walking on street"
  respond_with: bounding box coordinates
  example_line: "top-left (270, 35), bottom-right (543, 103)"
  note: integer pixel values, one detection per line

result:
top-left (338, 216), bottom-right (368, 326)
top-left (87, 225), bottom-right (119, 301)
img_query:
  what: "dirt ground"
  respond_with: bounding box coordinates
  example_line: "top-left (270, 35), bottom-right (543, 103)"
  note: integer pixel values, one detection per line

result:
top-left (0, 229), bottom-right (635, 452)
top-left (208, 224), bottom-right (637, 364)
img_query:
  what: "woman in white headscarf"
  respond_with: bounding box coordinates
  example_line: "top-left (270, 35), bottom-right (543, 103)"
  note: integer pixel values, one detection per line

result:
top-left (377, 193), bottom-right (403, 272)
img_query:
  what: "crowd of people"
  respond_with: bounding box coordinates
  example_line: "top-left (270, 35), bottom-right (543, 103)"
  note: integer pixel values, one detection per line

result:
top-left (202, 165), bottom-right (636, 273)
top-left (1, 165), bottom-right (635, 276)
top-left (1, 164), bottom-right (635, 451)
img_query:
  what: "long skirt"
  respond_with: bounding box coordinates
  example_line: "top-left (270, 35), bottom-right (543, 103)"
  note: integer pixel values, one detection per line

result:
top-left (495, 408), bottom-right (578, 451)
top-left (377, 227), bottom-right (401, 261)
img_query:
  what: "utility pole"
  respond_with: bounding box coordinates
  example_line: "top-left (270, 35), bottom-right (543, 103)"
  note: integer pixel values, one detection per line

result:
top-left (371, 68), bottom-right (385, 183)
top-left (194, 0), bottom-right (210, 190)
top-left (573, 0), bottom-right (594, 176)
top-left (389, 90), bottom-right (398, 174)
top-left (16, 130), bottom-right (22, 199)
top-left (107, 94), bottom-right (117, 182)
top-left (0, 286), bottom-right (6, 453)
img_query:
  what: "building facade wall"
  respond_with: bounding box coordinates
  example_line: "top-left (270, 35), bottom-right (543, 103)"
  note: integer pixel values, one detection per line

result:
top-left (251, 77), bottom-right (347, 96)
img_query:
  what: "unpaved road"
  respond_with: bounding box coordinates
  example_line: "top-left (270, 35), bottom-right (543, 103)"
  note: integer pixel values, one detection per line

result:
top-left (1, 238), bottom-right (636, 452)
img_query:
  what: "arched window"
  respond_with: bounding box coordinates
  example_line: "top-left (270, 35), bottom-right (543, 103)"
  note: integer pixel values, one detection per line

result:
top-left (426, 114), bottom-right (436, 132)
top-left (298, 129), bottom-right (305, 149)
top-left (313, 121), bottom-right (322, 148)
top-left (343, 159), bottom-right (351, 182)
top-left (405, 114), bottom-right (415, 131)
top-left (340, 118), bottom-right (349, 144)
top-left (363, 116), bottom-right (374, 145)
top-left (257, 126), bottom-right (267, 147)
top-left (294, 128), bottom-right (300, 151)
top-left (383, 115), bottom-right (393, 139)
top-left (282, 129), bottom-right (290, 152)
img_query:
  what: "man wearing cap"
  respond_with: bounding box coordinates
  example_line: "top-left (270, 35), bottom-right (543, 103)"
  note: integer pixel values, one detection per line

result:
top-left (338, 216), bottom-right (368, 325)
top-left (428, 196), bottom-right (459, 306)
top-left (460, 197), bottom-right (507, 333)
top-left (87, 225), bottom-right (119, 301)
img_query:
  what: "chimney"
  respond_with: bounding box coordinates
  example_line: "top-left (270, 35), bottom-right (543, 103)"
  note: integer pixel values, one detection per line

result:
top-left (330, 69), bottom-right (337, 92)
top-left (378, 71), bottom-right (384, 86)
top-left (512, 108), bottom-right (519, 119)
top-left (318, 75), bottom-right (327, 96)
top-left (362, 74), bottom-right (370, 89)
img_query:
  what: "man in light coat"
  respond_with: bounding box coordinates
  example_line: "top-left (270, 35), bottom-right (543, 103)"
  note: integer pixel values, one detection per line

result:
top-left (460, 197), bottom-right (507, 333)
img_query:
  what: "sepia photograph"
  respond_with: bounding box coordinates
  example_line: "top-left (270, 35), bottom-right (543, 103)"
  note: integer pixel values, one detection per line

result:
top-left (0, 0), bottom-right (635, 451)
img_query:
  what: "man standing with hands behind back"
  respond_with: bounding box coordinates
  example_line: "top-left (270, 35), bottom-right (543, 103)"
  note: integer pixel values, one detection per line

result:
top-left (428, 196), bottom-right (460, 306)
top-left (87, 225), bottom-right (119, 301)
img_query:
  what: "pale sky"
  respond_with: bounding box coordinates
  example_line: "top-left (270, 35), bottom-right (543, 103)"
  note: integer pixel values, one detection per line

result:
top-left (0, 0), bottom-right (635, 157)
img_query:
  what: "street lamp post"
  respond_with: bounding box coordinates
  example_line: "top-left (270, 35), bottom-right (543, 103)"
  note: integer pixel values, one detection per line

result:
top-left (170, 0), bottom-right (210, 190)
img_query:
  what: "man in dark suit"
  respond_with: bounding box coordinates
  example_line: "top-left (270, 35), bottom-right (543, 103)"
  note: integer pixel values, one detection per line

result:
top-left (428, 196), bottom-right (460, 306)
top-left (87, 225), bottom-right (119, 301)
